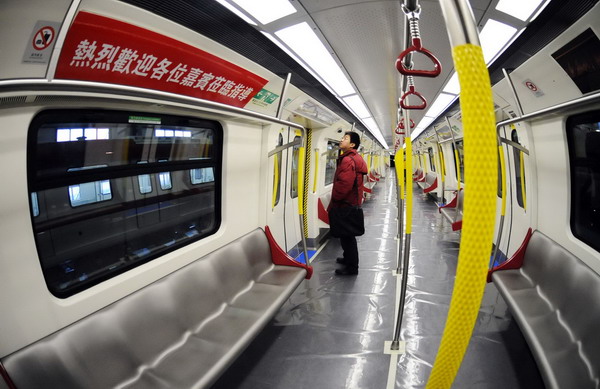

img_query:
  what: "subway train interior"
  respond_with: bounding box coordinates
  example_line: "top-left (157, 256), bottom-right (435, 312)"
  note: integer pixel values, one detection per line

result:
top-left (0, 0), bottom-right (599, 388)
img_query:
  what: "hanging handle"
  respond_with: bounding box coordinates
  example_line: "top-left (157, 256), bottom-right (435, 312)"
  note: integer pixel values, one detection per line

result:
top-left (396, 7), bottom-right (442, 78)
top-left (400, 85), bottom-right (427, 110)
top-left (396, 41), bottom-right (442, 77)
top-left (397, 117), bottom-right (415, 131)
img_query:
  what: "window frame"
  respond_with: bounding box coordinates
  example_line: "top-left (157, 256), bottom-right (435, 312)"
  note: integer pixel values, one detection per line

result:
top-left (27, 109), bottom-right (223, 298)
top-left (566, 110), bottom-right (600, 253)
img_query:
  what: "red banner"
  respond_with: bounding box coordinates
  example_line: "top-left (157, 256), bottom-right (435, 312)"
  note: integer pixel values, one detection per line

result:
top-left (55, 11), bottom-right (268, 108)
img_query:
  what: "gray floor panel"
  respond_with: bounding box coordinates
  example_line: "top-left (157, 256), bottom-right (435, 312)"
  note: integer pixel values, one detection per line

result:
top-left (212, 174), bottom-right (544, 389)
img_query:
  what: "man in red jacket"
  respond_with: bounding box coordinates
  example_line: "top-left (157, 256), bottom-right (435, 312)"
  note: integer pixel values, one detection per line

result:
top-left (329, 131), bottom-right (368, 275)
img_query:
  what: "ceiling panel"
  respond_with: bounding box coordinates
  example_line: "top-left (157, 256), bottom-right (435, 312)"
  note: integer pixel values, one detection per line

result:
top-left (300, 0), bottom-right (455, 144)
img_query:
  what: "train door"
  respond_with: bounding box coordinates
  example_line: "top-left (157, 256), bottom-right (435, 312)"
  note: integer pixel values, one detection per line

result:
top-left (266, 126), bottom-right (304, 258)
top-left (268, 128), bottom-right (287, 245)
top-left (283, 129), bottom-right (305, 258)
top-left (497, 123), bottom-right (532, 260)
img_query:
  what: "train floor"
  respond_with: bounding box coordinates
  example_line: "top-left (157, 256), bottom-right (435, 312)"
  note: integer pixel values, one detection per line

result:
top-left (212, 173), bottom-right (545, 389)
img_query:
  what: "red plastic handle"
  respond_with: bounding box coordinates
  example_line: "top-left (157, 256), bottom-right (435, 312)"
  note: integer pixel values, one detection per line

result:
top-left (399, 86), bottom-right (427, 110)
top-left (397, 118), bottom-right (415, 130)
top-left (395, 38), bottom-right (442, 78)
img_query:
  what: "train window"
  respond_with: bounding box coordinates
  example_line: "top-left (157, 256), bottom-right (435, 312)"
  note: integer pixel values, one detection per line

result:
top-left (567, 111), bottom-right (600, 253)
top-left (31, 192), bottom-right (39, 217)
top-left (511, 129), bottom-right (526, 208)
top-left (325, 140), bottom-right (338, 186)
top-left (190, 167), bottom-right (215, 184)
top-left (428, 147), bottom-right (435, 172)
top-left (68, 180), bottom-right (112, 207)
top-left (273, 133), bottom-right (283, 207)
top-left (138, 175), bottom-right (153, 194)
top-left (158, 172), bottom-right (172, 190)
top-left (291, 135), bottom-right (301, 198)
top-left (28, 109), bottom-right (222, 297)
top-left (452, 141), bottom-right (464, 183)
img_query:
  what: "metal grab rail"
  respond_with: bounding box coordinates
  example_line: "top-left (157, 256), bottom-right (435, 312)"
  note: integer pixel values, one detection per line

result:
top-left (395, 6), bottom-right (442, 78)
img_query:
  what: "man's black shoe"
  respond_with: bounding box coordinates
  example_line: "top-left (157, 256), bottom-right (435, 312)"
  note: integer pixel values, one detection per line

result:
top-left (335, 268), bottom-right (358, 276)
top-left (336, 257), bottom-right (346, 264)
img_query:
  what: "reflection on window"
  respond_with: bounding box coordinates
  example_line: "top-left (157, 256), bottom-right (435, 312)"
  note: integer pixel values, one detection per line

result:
top-left (567, 111), bottom-right (600, 253)
top-left (190, 167), bottom-right (214, 184)
top-left (31, 192), bottom-right (39, 217)
top-left (158, 172), bottom-right (172, 190)
top-left (291, 136), bottom-right (301, 198)
top-left (57, 128), bottom-right (109, 142)
top-left (325, 140), bottom-right (338, 186)
top-left (138, 175), bottom-right (152, 194)
top-left (68, 180), bottom-right (112, 207)
top-left (29, 110), bottom-right (221, 297)
top-left (155, 129), bottom-right (192, 138)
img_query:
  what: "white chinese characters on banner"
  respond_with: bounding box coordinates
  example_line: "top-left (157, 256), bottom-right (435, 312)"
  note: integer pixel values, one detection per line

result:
top-left (69, 39), bottom-right (254, 101)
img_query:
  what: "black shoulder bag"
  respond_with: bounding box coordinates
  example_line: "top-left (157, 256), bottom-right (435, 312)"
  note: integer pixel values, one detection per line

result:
top-left (329, 156), bottom-right (365, 238)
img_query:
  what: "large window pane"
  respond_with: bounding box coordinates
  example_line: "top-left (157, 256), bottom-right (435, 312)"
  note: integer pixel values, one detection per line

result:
top-left (68, 180), bottom-right (112, 207)
top-left (28, 110), bottom-right (222, 297)
top-left (567, 111), bottom-right (600, 252)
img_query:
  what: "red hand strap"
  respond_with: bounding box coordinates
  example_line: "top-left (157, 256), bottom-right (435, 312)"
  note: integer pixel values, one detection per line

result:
top-left (395, 38), bottom-right (442, 78)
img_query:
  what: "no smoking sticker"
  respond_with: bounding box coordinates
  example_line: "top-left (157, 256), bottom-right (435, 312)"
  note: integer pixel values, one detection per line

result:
top-left (523, 78), bottom-right (544, 97)
top-left (23, 20), bottom-right (61, 64)
top-left (33, 26), bottom-right (55, 50)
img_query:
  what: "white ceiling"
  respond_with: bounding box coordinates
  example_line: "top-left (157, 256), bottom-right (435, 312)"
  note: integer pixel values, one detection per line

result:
top-left (225, 0), bottom-right (542, 147)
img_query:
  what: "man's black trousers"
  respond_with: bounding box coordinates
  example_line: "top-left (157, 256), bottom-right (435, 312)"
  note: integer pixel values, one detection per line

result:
top-left (340, 235), bottom-right (359, 270)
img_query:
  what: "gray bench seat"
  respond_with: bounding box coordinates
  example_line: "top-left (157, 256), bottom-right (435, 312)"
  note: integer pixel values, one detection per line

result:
top-left (2, 228), bottom-right (308, 389)
top-left (416, 172), bottom-right (437, 194)
top-left (490, 230), bottom-right (600, 389)
top-left (438, 189), bottom-right (463, 231)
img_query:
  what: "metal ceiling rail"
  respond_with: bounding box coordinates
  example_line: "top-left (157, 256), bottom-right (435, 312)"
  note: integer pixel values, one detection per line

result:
top-left (0, 79), bottom-right (308, 132)
top-left (496, 90), bottom-right (600, 130)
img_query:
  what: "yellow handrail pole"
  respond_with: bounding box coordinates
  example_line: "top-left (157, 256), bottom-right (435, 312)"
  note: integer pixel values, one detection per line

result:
top-left (297, 146), bottom-right (306, 215)
top-left (520, 150), bottom-right (527, 210)
top-left (440, 146), bottom-right (446, 177)
top-left (426, 0), bottom-right (498, 387)
top-left (296, 144), bottom-right (309, 263)
top-left (390, 107), bottom-right (413, 351)
top-left (394, 146), bottom-right (405, 275)
top-left (454, 148), bottom-right (461, 191)
top-left (312, 148), bottom-right (319, 194)
top-left (272, 153), bottom-right (279, 209)
top-left (405, 139), bottom-right (413, 236)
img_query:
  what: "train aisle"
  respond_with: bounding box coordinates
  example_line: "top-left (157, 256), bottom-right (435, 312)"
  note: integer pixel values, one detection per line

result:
top-left (212, 173), bottom-right (543, 389)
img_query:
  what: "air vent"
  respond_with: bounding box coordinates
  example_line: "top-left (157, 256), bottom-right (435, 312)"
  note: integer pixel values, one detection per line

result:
top-left (34, 95), bottom-right (92, 103)
top-left (0, 96), bottom-right (27, 105)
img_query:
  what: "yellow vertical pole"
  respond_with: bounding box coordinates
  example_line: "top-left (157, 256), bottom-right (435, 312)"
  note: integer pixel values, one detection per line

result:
top-left (272, 154), bottom-right (279, 209)
top-left (520, 151), bottom-right (527, 211)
